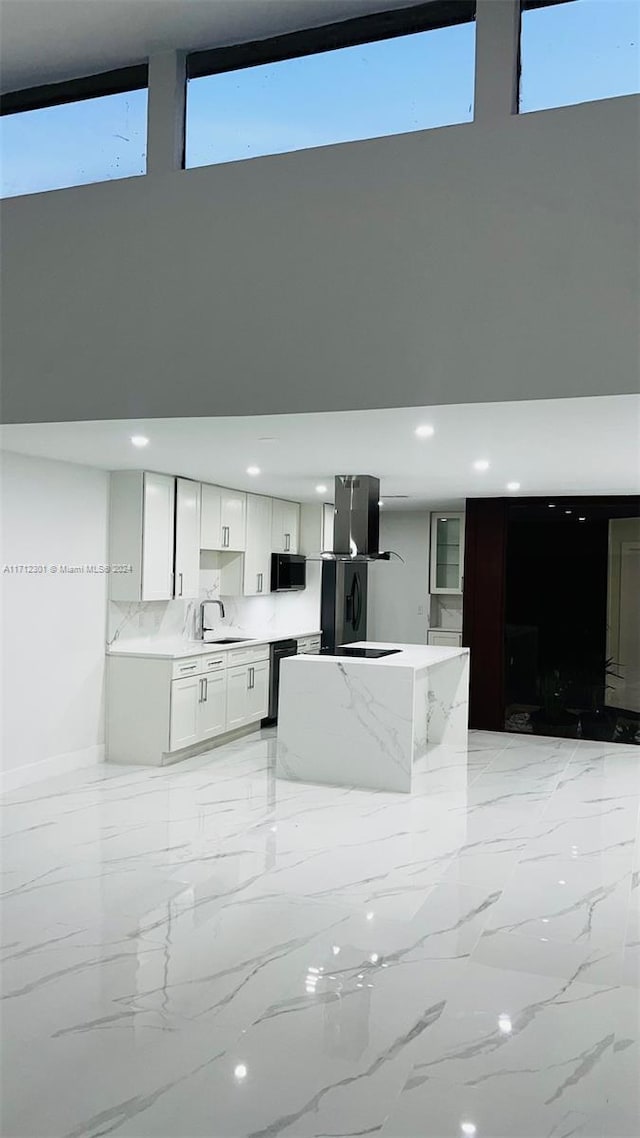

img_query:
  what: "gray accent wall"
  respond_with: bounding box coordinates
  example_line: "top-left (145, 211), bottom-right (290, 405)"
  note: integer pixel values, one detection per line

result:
top-left (1, 93), bottom-right (638, 424)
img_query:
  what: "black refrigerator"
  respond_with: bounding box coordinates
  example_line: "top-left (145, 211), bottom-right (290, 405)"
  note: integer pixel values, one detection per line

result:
top-left (321, 561), bottom-right (368, 653)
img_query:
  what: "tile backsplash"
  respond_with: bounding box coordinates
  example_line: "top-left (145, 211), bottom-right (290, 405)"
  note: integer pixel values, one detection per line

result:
top-left (107, 562), bottom-right (322, 647)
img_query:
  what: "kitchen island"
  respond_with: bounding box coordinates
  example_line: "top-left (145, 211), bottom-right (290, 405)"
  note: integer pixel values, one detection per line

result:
top-left (277, 642), bottom-right (469, 793)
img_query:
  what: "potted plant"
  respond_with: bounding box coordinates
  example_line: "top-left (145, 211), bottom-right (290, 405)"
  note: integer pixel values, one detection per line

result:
top-left (530, 668), bottom-right (579, 738)
top-left (578, 657), bottom-right (621, 742)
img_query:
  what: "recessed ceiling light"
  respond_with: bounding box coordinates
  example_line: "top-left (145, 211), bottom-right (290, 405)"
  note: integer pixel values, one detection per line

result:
top-left (461, 1125), bottom-right (477, 1137)
top-left (233, 1064), bottom-right (247, 1080)
top-left (548, 503), bottom-right (556, 509)
top-left (131, 435), bottom-right (149, 447)
top-left (415, 424), bottom-right (435, 438)
top-left (565, 509), bottom-right (572, 515)
top-left (246, 466), bottom-right (260, 476)
top-left (579, 516), bottom-right (586, 522)
top-left (506, 481), bottom-right (521, 491)
top-left (473, 459), bottom-right (490, 472)
top-left (316, 484), bottom-right (328, 494)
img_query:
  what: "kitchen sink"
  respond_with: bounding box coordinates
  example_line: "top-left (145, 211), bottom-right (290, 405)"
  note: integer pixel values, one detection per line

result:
top-left (204, 637), bottom-right (251, 644)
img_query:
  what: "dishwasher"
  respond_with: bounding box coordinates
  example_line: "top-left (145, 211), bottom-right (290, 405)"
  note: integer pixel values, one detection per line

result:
top-left (262, 638), bottom-right (298, 725)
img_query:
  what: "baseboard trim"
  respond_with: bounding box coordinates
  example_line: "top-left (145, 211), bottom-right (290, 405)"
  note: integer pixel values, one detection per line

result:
top-left (1, 744), bottom-right (105, 794)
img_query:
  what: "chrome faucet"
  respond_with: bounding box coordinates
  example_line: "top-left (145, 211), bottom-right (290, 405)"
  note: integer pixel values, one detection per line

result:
top-left (200, 599), bottom-right (225, 639)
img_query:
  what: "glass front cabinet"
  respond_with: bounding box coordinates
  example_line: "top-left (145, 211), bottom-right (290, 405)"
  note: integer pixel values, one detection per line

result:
top-left (430, 512), bottom-right (465, 594)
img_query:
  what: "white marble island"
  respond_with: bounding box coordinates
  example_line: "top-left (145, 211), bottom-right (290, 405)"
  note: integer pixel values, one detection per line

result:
top-left (277, 642), bottom-right (469, 793)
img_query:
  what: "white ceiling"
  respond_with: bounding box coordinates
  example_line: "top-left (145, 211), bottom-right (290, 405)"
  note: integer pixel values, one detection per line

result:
top-left (1, 396), bottom-right (638, 509)
top-left (0, 0), bottom-right (425, 93)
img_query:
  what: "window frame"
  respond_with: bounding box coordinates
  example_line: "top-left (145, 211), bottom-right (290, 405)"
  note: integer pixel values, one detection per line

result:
top-left (186, 1), bottom-right (477, 82)
top-left (517, 0), bottom-right (635, 115)
top-left (0, 64), bottom-right (148, 118)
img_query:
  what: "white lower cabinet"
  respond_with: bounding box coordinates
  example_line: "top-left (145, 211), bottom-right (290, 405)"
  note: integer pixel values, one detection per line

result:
top-left (198, 671), bottom-right (227, 739)
top-left (247, 660), bottom-right (269, 721)
top-left (427, 630), bottom-right (462, 647)
top-left (169, 674), bottom-right (201, 751)
top-left (227, 660), bottom-right (269, 729)
top-left (108, 645), bottom-right (270, 766)
top-left (227, 665), bottom-right (251, 731)
top-left (169, 670), bottom-right (229, 752)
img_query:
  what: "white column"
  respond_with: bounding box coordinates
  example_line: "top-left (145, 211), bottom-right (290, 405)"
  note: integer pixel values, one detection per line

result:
top-left (474, 0), bottom-right (521, 122)
top-left (146, 51), bottom-right (187, 174)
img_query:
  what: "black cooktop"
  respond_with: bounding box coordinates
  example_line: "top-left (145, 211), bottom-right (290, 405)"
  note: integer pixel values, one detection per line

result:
top-left (321, 647), bottom-right (402, 659)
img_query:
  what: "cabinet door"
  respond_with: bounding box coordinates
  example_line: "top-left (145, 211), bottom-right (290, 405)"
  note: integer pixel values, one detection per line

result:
top-left (244, 495), bottom-right (273, 596)
top-left (142, 473), bottom-right (175, 601)
top-left (247, 661), bottom-right (269, 721)
top-left (169, 675), bottom-right (201, 751)
top-left (175, 479), bottom-right (201, 599)
top-left (272, 500), bottom-right (300, 554)
top-left (282, 501), bottom-right (300, 554)
top-left (428, 631), bottom-right (462, 647)
top-left (226, 664), bottom-right (249, 730)
top-left (271, 499), bottom-right (286, 553)
top-left (322, 502), bottom-right (335, 554)
top-left (198, 672), bottom-right (227, 739)
top-left (221, 490), bottom-right (247, 552)
top-left (430, 512), bottom-right (465, 594)
top-left (201, 484), bottom-right (222, 549)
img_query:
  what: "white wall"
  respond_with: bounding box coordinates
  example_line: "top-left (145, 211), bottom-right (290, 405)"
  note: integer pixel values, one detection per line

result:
top-left (0, 451), bottom-right (109, 790)
top-left (368, 511), bottom-right (430, 644)
top-left (1, 91), bottom-right (638, 425)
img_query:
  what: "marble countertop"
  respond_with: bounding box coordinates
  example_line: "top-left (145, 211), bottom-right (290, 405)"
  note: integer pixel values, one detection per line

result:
top-left (286, 641), bottom-right (469, 674)
top-left (107, 629), bottom-right (322, 660)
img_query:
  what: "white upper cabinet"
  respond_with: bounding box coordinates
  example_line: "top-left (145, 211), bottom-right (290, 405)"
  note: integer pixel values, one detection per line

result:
top-left (430, 511), bottom-right (465, 595)
top-left (222, 489), bottom-right (247, 551)
top-left (174, 478), bottom-right (201, 599)
top-left (272, 499), bottom-right (300, 554)
top-left (244, 494), bottom-right (273, 596)
top-left (322, 502), bottom-right (335, 553)
top-left (200, 483), bottom-right (222, 549)
top-left (200, 484), bottom-right (246, 551)
top-left (109, 471), bottom-right (175, 602)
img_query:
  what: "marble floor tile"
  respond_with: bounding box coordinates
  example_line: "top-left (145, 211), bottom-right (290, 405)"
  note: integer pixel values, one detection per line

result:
top-left (1, 727), bottom-right (638, 1138)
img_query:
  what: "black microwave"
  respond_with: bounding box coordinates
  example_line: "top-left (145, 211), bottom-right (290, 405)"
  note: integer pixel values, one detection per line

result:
top-left (271, 553), bottom-right (306, 592)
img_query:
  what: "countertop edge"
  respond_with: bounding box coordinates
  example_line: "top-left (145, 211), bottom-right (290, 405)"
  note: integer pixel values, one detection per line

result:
top-left (106, 630), bottom-right (322, 660)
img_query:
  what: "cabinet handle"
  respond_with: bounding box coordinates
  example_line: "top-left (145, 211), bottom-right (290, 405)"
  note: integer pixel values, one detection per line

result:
top-left (179, 572), bottom-right (183, 596)
top-left (203, 677), bottom-right (208, 701)
top-left (222, 525), bottom-right (229, 548)
top-left (257, 573), bottom-right (262, 593)
top-left (284, 533), bottom-right (290, 551)
top-left (179, 663), bottom-right (197, 674)
top-left (198, 678), bottom-right (204, 702)
top-left (248, 666), bottom-right (254, 690)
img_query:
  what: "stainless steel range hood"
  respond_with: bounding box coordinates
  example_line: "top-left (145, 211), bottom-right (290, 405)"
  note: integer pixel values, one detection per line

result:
top-left (323, 475), bottom-right (391, 562)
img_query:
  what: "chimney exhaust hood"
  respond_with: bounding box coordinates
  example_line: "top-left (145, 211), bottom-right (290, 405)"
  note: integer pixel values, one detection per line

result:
top-left (323, 475), bottom-right (392, 562)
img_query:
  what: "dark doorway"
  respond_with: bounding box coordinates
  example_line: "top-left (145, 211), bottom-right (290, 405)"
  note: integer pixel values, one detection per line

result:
top-left (463, 495), bottom-right (640, 744)
top-left (504, 498), bottom-right (640, 744)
